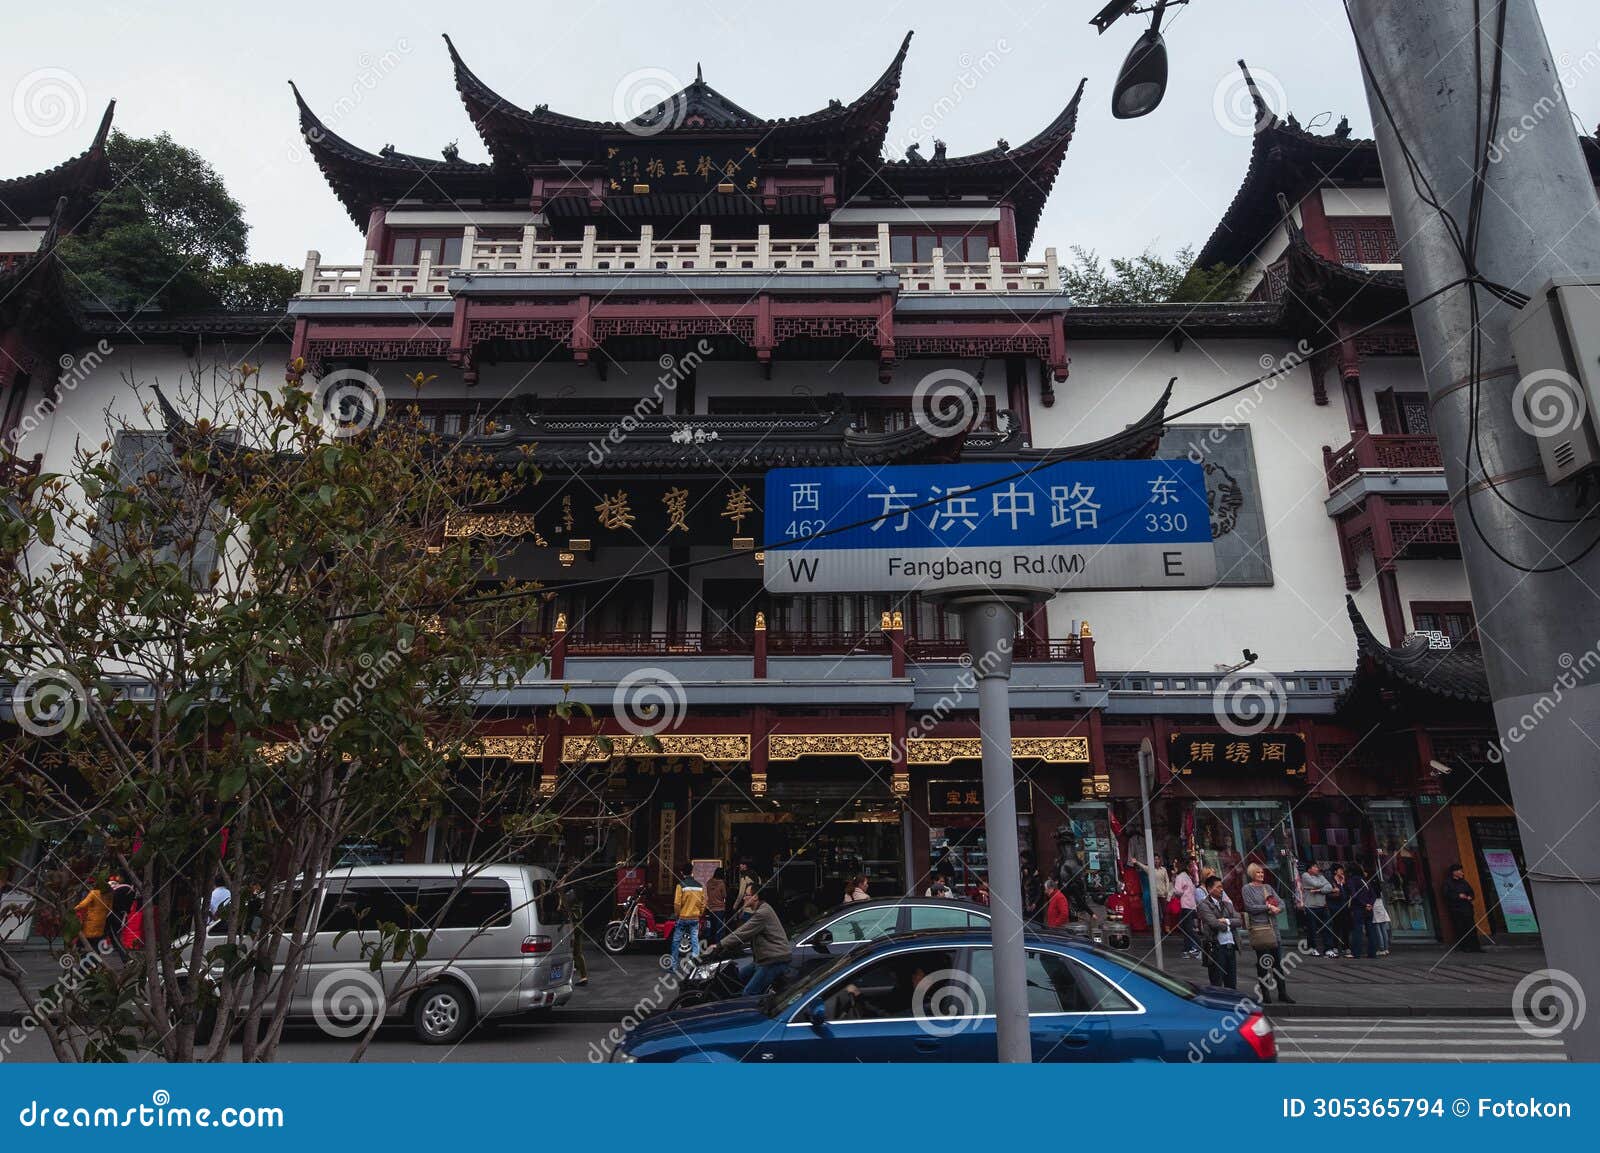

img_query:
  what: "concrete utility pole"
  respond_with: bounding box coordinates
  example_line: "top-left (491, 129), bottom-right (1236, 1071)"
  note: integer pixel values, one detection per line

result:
top-left (1137, 739), bottom-right (1164, 971)
top-left (947, 592), bottom-right (1037, 1063)
top-left (1347, 0), bottom-right (1600, 1060)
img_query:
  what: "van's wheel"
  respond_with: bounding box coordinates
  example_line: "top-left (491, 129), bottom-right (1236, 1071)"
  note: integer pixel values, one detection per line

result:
top-left (411, 980), bottom-right (474, 1045)
top-left (602, 924), bottom-right (630, 954)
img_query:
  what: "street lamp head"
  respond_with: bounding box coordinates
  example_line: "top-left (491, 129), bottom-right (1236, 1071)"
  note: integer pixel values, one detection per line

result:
top-left (1111, 25), bottom-right (1169, 119)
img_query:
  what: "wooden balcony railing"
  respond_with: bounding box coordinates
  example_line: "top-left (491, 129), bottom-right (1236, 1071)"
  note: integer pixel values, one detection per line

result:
top-left (1324, 433), bottom-right (1444, 491)
top-left (299, 223), bottom-right (1059, 298)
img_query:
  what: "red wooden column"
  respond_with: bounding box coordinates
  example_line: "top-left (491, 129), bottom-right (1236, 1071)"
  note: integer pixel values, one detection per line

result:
top-left (1078, 622), bottom-right (1096, 683)
top-left (750, 706), bottom-right (771, 797)
top-left (1297, 188), bottom-right (1335, 256)
top-left (364, 206), bottom-right (390, 259)
top-left (1367, 496), bottom-right (1407, 644)
top-left (997, 203), bottom-right (1020, 262)
top-left (875, 291), bottom-right (896, 382)
top-left (754, 293), bottom-right (774, 371)
top-left (549, 612), bottom-right (569, 680)
top-left (753, 611), bottom-right (768, 678)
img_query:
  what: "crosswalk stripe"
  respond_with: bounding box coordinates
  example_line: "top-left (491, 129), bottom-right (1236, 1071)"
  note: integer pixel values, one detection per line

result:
top-left (1278, 1036), bottom-right (1561, 1046)
top-left (1280, 1050), bottom-right (1566, 1062)
top-left (1278, 1026), bottom-right (1554, 1036)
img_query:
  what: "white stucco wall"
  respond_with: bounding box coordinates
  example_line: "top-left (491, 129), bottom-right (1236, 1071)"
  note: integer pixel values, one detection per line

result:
top-left (1030, 336), bottom-right (1359, 673)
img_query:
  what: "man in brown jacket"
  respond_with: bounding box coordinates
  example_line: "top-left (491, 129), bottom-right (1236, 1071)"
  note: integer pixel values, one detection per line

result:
top-left (712, 887), bottom-right (791, 995)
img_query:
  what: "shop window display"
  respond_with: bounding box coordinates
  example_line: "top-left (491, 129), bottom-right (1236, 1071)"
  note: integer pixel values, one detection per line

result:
top-left (1295, 802), bottom-right (1434, 940)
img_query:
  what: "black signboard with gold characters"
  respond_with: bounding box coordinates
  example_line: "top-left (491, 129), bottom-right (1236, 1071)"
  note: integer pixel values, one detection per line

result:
top-left (927, 780), bottom-right (1034, 817)
top-left (605, 140), bottom-right (761, 194)
top-left (1168, 732), bottom-right (1307, 778)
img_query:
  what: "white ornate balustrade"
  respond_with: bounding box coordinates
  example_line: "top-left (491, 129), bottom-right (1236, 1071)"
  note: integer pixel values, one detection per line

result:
top-left (298, 223), bottom-right (1059, 297)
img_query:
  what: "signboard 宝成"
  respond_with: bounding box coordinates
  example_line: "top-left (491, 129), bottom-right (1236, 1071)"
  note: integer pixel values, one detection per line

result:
top-left (926, 779), bottom-right (1034, 817)
top-left (762, 460), bottom-right (1216, 594)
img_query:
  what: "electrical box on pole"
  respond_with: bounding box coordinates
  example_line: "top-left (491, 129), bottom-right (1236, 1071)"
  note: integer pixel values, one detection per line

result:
top-left (1507, 277), bottom-right (1600, 485)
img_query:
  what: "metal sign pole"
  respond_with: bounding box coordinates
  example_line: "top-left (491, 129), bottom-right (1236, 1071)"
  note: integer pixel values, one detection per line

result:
top-left (946, 590), bottom-right (1038, 1064)
top-left (1137, 739), bottom-right (1164, 971)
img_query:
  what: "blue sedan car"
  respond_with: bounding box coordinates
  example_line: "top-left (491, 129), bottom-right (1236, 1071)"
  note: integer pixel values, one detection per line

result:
top-left (613, 929), bottom-right (1276, 1062)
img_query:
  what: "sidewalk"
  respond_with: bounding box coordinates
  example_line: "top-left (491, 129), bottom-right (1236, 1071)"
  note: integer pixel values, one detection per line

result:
top-left (0, 938), bottom-right (1549, 1025)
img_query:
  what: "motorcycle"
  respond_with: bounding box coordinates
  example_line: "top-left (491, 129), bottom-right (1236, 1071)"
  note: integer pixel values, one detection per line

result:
top-left (602, 891), bottom-right (707, 956)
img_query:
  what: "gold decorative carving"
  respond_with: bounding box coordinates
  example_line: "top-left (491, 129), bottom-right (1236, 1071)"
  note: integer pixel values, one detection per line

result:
top-left (563, 733), bottom-right (750, 763)
top-left (905, 737), bottom-right (981, 765)
top-left (464, 736), bottom-right (544, 763)
top-left (767, 733), bottom-right (893, 762)
top-left (750, 772), bottom-right (768, 796)
top-left (444, 512), bottom-right (546, 544)
top-left (1011, 737), bottom-right (1092, 763)
top-left (906, 736), bottom-right (1091, 765)
top-left (890, 771), bottom-right (911, 797)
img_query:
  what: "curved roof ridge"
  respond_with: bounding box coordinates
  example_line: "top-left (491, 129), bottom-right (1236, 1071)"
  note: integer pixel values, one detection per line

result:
top-left (444, 30), bottom-right (911, 158)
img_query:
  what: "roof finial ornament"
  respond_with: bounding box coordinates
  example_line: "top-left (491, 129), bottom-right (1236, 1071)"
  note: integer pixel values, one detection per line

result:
top-left (695, 62), bottom-right (704, 84)
top-left (379, 143), bottom-right (397, 157)
top-left (1334, 115), bottom-right (1352, 140)
top-left (904, 141), bottom-right (925, 164)
top-left (931, 138), bottom-right (947, 161)
top-left (995, 137), bottom-right (1009, 152)
top-left (1236, 59), bottom-right (1279, 132)
top-left (441, 140), bottom-right (459, 162)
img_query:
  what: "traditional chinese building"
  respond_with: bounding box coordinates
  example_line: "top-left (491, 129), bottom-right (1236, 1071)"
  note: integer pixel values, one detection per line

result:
top-left (10, 42), bottom-right (1598, 943)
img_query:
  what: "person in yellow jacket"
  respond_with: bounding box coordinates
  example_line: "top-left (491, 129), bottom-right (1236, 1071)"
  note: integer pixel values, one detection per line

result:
top-left (669, 866), bottom-right (707, 973)
top-left (74, 879), bottom-right (112, 954)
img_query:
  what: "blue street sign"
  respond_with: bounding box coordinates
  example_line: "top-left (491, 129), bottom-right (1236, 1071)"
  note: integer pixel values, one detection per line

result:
top-left (763, 459), bottom-right (1216, 594)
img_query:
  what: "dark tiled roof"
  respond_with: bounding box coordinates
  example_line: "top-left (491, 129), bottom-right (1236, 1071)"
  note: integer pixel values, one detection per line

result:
top-left (290, 81), bottom-right (527, 226)
top-left (467, 407), bottom-right (950, 472)
top-left (1338, 595), bottom-right (1491, 713)
top-left (1197, 63), bottom-right (1600, 271)
top-left (0, 102), bottom-right (115, 225)
top-left (1061, 299), bottom-right (1285, 336)
top-left (848, 79), bottom-right (1086, 259)
top-left (964, 377), bottom-right (1172, 462)
top-left (445, 31), bottom-right (911, 167)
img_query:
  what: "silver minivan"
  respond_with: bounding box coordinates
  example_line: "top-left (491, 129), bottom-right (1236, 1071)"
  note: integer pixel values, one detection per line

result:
top-left (197, 863), bottom-right (575, 1044)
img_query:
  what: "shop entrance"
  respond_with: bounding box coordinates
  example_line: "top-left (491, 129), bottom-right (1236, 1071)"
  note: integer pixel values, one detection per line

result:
top-left (721, 782), bottom-right (901, 922)
top-left (1191, 800), bottom-right (1295, 934)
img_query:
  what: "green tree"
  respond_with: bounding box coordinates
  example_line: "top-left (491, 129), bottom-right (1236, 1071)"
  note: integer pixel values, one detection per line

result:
top-left (1059, 244), bottom-right (1244, 305)
top-left (0, 364), bottom-right (556, 1060)
top-left (55, 131), bottom-right (297, 314)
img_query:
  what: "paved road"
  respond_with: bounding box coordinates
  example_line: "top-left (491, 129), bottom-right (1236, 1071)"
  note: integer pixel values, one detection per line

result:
top-left (0, 1019), bottom-right (622, 1064)
top-left (5, 1015), bottom-right (1567, 1063)
top-left (1275, 1018), bottom-right (1567, 1062)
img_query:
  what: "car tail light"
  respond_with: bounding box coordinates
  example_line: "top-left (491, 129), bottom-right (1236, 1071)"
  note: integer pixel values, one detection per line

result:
top-left (521, 935), bottom-right (553, 955)
top-left (1239, 1012), bottom-right (1276, 1060)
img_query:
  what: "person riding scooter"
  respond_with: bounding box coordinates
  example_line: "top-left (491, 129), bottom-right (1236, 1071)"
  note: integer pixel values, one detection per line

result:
top-left (697, 886), bottom-right (790, 995)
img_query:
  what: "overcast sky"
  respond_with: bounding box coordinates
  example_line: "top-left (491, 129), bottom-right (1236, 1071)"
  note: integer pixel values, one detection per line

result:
top-left (6, 0), bottom-right (1600, 268)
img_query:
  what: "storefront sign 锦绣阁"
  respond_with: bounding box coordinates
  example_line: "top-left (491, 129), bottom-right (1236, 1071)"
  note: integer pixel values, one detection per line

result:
top-left (1168, 732), bottom-right (1307, 777)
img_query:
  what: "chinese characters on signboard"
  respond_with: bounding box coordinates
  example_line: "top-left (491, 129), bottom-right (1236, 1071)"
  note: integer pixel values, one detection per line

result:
top-left (1168, 732), bottom-right (1307, 777)
top-left (605, 141), bottom-right (761, 192)
top-left (764, 461), bottom-right (1217, 594)
top-left (926, 779), bottom-right (1035, 817)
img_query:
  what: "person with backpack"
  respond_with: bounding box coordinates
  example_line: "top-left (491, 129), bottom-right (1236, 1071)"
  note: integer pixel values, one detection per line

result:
top-left (1344, 863), bottom-right (1379, 959)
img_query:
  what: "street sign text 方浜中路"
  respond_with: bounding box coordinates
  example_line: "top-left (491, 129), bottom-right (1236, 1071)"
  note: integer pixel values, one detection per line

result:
top-left (762, 460), bottom-right (1217, 594)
